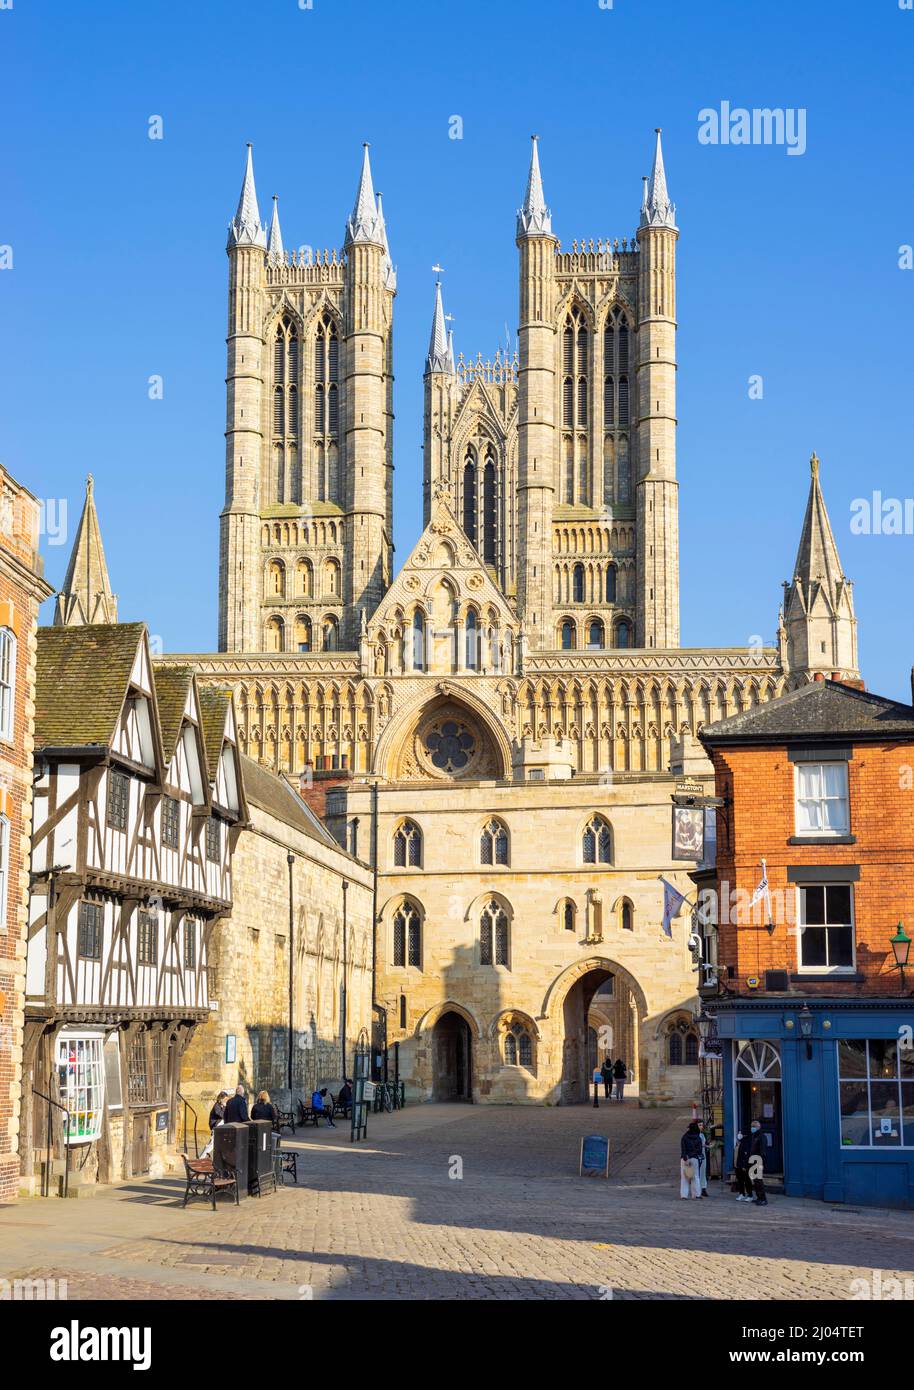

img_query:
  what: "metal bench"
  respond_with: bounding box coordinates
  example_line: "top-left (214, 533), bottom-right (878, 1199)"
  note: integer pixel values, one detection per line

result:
top-left (181, 1155), bottom-right (239, 1210)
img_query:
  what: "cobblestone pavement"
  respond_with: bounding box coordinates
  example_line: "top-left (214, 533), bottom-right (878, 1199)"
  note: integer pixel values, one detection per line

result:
top-left (2, 1102), bottom-right (914, 1300)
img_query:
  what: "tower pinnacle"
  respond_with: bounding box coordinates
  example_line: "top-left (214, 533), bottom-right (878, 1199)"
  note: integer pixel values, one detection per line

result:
top-left (516, 135), bottom-right (553, 237)
top-left (426, 279), bottom-right (451, 374)
top-left (345, 143), bottom-right (383, 247)
top-left (782, 453), bottom-right (859, 682)
top-left (640, 128), bottom-right (677, 231)
top-left (267, 195), bottom-right (284, 259)
top-left (228, 143), bottom-right (267, 249)
top-left (54, 475), bottom-right (118, 627)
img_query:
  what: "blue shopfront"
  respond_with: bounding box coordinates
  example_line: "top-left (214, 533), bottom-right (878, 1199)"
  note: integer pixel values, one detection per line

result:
top-left (706, 998), bottom-right (914, 1209)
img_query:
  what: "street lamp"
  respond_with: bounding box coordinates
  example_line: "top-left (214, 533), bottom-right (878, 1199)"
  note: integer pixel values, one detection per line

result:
top-left (889, 922), bottom-right (911, 993)
top-left (798, 1004), bottom-right (814, 1060)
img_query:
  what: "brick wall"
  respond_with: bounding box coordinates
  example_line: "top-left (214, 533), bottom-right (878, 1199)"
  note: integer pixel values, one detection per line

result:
top-left (710, 740), bottom-right (914, 996)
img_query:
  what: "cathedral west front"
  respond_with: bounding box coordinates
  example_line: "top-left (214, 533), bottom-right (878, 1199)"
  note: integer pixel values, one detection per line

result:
top-left (182, 130), bottom-right (860, 1104)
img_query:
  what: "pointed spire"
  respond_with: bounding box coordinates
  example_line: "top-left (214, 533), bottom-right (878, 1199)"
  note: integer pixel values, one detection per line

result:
top-left (426, 280), bottom-right (450, 374)
top-left (640, 128), bottom-right (677, 231)
top-left (516, 135), bottom-right (553, 237)
top-left (792, 452), bottom-right (846, 593)
top-left (345, 143), bottom-right (383, 247)
top-left (375, 191), bottom-right (397, 290)
top-left (228, 144), bottom-right (267, 249)
top-left (267, 195), bottom-right (284, 259)
top-left (446, 327), bottom-right (456, 375)
top-left (54, 475), bottom-right (118, 627)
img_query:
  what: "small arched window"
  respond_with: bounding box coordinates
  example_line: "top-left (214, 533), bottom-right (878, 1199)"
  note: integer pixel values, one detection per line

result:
top-left (297, 560), bottom-right (313, 597)
top-left (392, 901), bottom-right (421, 968)
top-left (0, 626), bottom-right (16, 741)
top-left (322, 617), bottom-right (338, 652)
top-left (606, 564), bottom-right (617, 603)
top-left (294, 615), bottom-right (311, 653)
top-left (268, 559), bottom-right (285, 598)
top-left (480, 898), bottom-right (509, 966)
top-left (572, 564), bottom-right (584, 602)
top-left (465, 608), bottom-right (479, 671)
top-left (412, 610), bottom-right (425, 671)
top-left (620, 899), bottom-right (634, 931)
top-left (587, 619), bottom-right (604, 650)
top-left (504, 1022), bottom-right (534, 1070)
top-left (562, 901), bottom-right (576, 932)
top-left (560, 619), bottom-right (576, 650)
top-left (480, 817), bottom-right (509, 867)
top-left (615, 619), bottom-right (631, 649)
top-left (582, 815), bottom-right (612, 865)
top-left (265, 616), bottom-right (284, 653)
top-left (393, 820), bottom-right (422, 868)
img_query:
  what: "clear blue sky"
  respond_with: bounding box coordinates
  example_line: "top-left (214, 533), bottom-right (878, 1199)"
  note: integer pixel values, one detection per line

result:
top-left (2, 0), bottom-right (912, 697)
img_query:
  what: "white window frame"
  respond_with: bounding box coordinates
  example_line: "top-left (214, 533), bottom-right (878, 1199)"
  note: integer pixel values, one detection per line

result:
top-left (793, 760), bottom-right (850, 838)
top-left (56, 1030), bottom-right (106, 1144)
top-left (794, 882), bottom-right (856, 975)
top-left (836, 1039), bottom-right (914, 1150)
top-left (0, 626), bottom-right (16, 742)
top-left (0, 813), bottom-right (8, 930)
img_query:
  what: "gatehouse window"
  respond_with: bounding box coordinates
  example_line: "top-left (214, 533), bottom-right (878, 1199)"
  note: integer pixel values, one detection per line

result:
top-left (393, 901), bottom-right (421, 968)
top-left (504, 1022), bottom-right (534, 1070)
top-left (561, 900), bottom-right (576, 932)
top-left (619, 898), bottom-right (634, 931)
top-left (393, 820), bottom-right (422, 868)
top-left (582, 814), bottom-right (612, 865)
top-left (667, 1019), bottom-right (699, 1066)
top-left (480, 898), bottom-right (509, 967)
top-left (479, 817), bottom-right (509, 867)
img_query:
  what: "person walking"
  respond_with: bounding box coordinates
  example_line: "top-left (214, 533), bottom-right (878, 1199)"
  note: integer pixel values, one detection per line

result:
top-left (612, 1057), bottom-right (627, 1103)
top-left (680, 1120), bottom-right (703, 1199)
top-left (600, 1057), bottom-right (613, 1099)
top-left (223, 1085), bottom-right (249, 1124)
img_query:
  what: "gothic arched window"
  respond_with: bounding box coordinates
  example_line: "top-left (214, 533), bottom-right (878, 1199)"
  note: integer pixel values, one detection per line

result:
top-left (482, 454), bottom-right (497, 565)
top-left (412, 610), bottom-right (425, 670)
top-left (504, 1022), bottom-right (534, 1069)
top-left (562, 900), bottom-right (576, 932)
top-left (465, 608), bottom-right (479, 671)
top-left (668, 1032), bottom-right (683, 1066)
top-left (393, 820), bottom-right (422, 868)
top-left (619, 898), bottom-right (634, 931)
top-left (313, 316), bottom-right (339, 497)
top-left (392, 901), bottom-right (421, 968)
top-left (480, 817), bottom-right (509, 867)
top-left (480, 898), bottom-right (509, 967)
top-left (685, 1032), bottom-right (699, 1066)
top-left (582, 814), bottom-right (612, 865)
top-left (618, 376), bottom-right (629, 427)
top-left (504, 1032), bottom-right (517, 1065)
top-left (463, 450), bottom-right (477, 544)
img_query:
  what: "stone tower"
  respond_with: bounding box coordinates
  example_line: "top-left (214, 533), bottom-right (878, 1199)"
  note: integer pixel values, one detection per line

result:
top-left (781, 453), bottom-right (859, 683)
top-left (636, 130), bottom-right (680, 649)
top-left (219, 144), bottom-right (395, 656)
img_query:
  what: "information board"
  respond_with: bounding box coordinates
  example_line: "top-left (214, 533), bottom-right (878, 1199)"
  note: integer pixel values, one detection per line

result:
top-left (579, 1134), bottom-right (610, 1178)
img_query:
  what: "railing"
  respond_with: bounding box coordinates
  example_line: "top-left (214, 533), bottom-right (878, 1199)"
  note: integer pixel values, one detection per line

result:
top-left (177, 1091), bottom-right (200, 1159)
top-left (32, 1074), bottom-right (70, 1198)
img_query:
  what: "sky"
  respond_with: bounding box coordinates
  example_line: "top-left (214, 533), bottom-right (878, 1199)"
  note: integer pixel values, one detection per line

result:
top-left (2, 0), bottom-right (913, 698)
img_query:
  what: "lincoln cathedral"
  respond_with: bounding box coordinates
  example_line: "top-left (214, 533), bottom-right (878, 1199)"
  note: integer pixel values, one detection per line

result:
top-left (56, 131), bottom-right (861, 1108)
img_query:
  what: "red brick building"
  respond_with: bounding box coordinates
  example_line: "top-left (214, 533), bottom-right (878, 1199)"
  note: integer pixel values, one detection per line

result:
top-left (697, 676), bottom-right (914, 1207)
top-left (0, 468), bottom-right (53, 1202)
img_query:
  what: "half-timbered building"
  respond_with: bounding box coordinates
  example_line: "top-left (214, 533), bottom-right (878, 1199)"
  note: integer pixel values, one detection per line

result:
top-left (21, 624), bottom-right (246, 1190)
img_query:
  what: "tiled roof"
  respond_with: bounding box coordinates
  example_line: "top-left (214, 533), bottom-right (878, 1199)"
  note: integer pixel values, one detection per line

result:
top-left (700, 679), bottom-right (914, 746)
top-left (239, 755), bottom-right (342, 851)
top-left (35, 623), bottom-right (145, 750)
top-left (153, 665), bottom-right (195, 760)
top-left (197, 686), bottom-right (232, 781)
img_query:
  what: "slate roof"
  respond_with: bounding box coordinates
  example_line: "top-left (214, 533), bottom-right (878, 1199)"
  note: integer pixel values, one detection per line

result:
top-left (700, 679), bottom-right (914, 747)
top-left (239, 755), bottom-right (343, 852)
top-left (35, 623), bottom-right (145, 750)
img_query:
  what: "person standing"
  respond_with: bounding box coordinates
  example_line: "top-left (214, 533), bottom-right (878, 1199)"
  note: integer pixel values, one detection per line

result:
top-left (223, 1085), bottom-right (249, 1124)
top-left (251, 1090), bottom-right (278, 1127)
top-left (696, 1119), bottom-right (710, 1197)
top-left (600, 1057), bottom-right (613, 1099)
top-left (208, 1091), bottom-right (228, 1132)
top-left (680, 1120), bottom-right (703, 1199)
top-left (734, 1129), bottom-right (755, 1201)
top-left (747, 1120), bottom-right (768, 1206)
top-left (612, 1057), bottom-right (627, 1103)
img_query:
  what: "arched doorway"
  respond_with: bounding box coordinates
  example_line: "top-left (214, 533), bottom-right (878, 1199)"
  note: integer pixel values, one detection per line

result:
top-left (432, 1011), bottom-right (473, 1102)
top-left (735, 1040), bottom-right (783, 1174)
top-left (549, 960), bottom-right (646, 1104)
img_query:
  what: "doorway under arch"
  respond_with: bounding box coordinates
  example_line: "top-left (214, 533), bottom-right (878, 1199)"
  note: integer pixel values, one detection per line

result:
top-left (432, 1010), bottom-right (473, 1102)
top-left (558, 965), bottom-right (643, 1104)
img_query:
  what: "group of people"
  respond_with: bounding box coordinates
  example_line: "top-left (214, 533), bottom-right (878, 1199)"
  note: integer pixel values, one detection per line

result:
top-left (679, 1117), bottom-right (768, 1206)
top-left (202, 1080), bottom-right (354, 1155)
top-left (599, 1057), bottom-right (628, 1103)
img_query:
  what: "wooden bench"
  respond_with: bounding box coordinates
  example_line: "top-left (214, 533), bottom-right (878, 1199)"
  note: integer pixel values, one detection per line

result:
top-left (181, 1155), bottom-right (239, 1210)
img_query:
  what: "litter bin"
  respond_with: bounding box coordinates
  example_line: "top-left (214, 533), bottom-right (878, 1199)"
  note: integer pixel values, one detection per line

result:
top-left (246, 1119), bottom-right (274, 1195)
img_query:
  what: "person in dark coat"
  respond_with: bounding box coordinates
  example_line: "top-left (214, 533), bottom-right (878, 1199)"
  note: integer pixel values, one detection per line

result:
top-left (208, 1091), bottom-right (228, 1131)
top-left (251, 1090), bottom-right (278, 1127)
top-left (223, 1085), bottom-right (249, 1124)
top-left (338, 1080), bottom-right (353, 1115)
top-left (600, 1058), bottom-right (613, 1099)
top-left (612, 1057), bottom-right (627, 1103)
top-left (680, 1120), bottom-right (703, 1198)
top-left (746, 1120), bottom-right (768, 1206)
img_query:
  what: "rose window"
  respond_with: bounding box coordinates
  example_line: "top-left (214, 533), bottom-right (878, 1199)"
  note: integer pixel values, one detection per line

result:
top-left (424, 720), bottom-right (475, 773)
